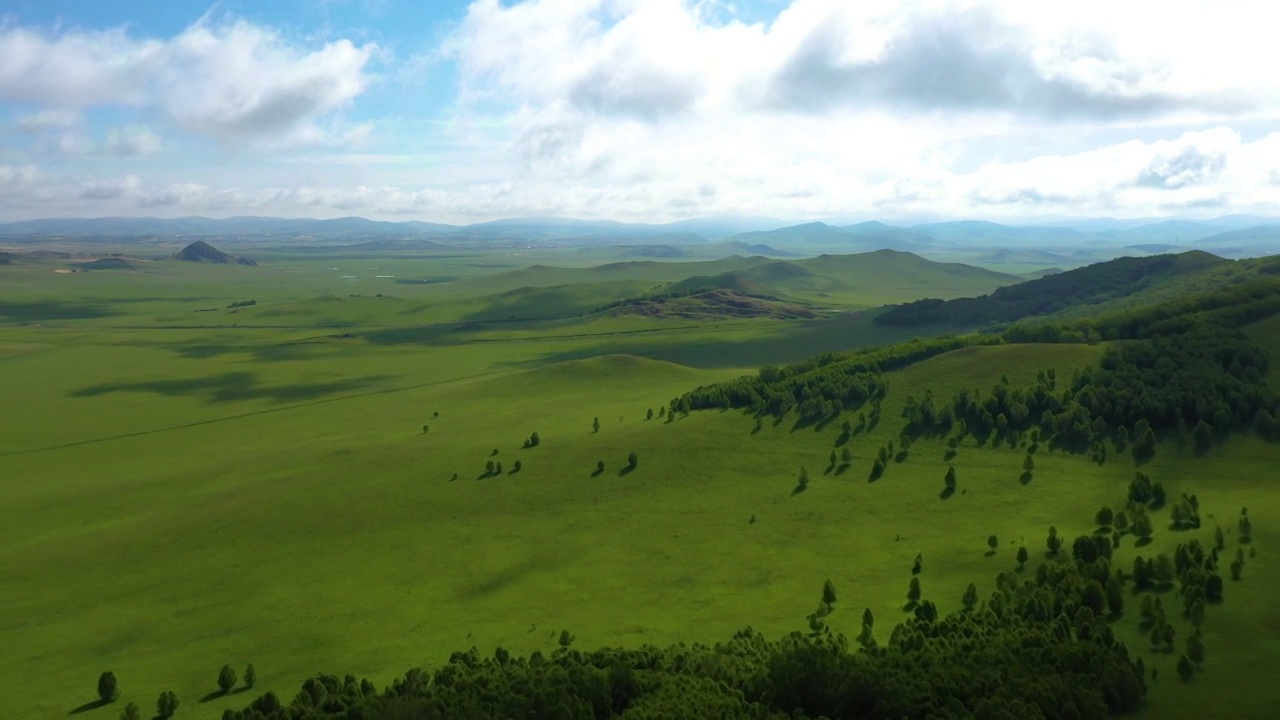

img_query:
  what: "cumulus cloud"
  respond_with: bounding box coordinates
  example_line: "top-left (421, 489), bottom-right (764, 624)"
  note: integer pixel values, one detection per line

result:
top-left (3, 1), bottom-right (1279, 221)
top-left (0, 19), bottom-right (376, 147)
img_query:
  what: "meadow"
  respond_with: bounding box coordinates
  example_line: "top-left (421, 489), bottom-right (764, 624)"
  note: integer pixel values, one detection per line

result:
top-left (0, 245), bottom-right (1275, 719)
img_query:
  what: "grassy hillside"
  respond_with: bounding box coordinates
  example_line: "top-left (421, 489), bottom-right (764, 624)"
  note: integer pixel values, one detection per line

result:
top-left (876, 251), bottom-right (1242, 328)
top-left (657, 250), bottom-right (1020, 307)
top-left (2, 245), bottom-right (1277, 718)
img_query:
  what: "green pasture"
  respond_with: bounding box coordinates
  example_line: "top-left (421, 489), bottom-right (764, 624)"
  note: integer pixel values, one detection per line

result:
top-left (0, 248), bottom-right (1275, 719)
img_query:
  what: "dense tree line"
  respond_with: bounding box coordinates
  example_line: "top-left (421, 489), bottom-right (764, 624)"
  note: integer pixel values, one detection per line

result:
top-left (1001, 274), bottom-right (1280, 344)
top-left (217, 559), bottom-right (1146, 720)
top-left (913, 323), bottom-right (1277, 453)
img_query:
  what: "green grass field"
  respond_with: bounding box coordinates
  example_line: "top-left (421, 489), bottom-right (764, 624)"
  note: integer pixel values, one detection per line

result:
top-left (1, 247), bottom-right (1275, 718)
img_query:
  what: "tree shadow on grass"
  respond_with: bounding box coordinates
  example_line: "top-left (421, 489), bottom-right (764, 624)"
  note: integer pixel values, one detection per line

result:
top-left (894, 451), bottom-right (908, 463)
top-left (1019, 471), bottom-right (1033, 486)
top-left (590, 467), bottom-right (604, 478)
top-left (867, 466), bottom-right (884, 483)
top-left (939, 487), bottom-right (955, 500)
top-left (618, 465), bottom-right (635, 477)
top-left (69, 699), bottom-right (108, 715)
top-left (984, 550), bottom-right (997, 558)
top-left (835, 463), bottom-right (850, 476)
top-left (903, 600), bottom-right (918, 613)
top-left (199, 691), bottom-right (228, 704)
top-left (1134, 537), bottom-right (1154, 548)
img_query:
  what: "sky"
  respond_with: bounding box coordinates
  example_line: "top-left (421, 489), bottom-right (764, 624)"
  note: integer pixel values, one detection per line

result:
top-left (2, 0), bottom-right (1279, 224)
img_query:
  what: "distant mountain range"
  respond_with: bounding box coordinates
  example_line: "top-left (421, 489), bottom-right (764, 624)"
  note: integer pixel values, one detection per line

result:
top-left (0, 214), bottom-right (1274, 259)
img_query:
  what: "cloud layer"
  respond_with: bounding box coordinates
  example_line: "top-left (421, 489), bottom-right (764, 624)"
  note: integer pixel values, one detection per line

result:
top-left (0, 19), bottom-right (376, 147)
top-left (2, 1), bottom-right (1279, 221)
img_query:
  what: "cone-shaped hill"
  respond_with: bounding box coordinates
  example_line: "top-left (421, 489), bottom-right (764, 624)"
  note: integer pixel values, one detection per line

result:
top-left (172, 240), bottom-right (257, 266)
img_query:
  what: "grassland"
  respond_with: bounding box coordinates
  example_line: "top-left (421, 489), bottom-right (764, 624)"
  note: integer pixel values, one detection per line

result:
top-left (0, 245), bottom-right (1275, 719)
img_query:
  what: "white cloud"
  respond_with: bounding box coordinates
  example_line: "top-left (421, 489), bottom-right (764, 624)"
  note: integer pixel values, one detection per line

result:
top-left (103, 125), bottom-right (162, 156)
top-left (14, 110), bottom-right (80, 133)
top-left (2, 1), bottom-right (1279, 221)
top-left (3, 128), bottom-right (1280, 221)
top-left (0, 19), bottom-right (376, 147)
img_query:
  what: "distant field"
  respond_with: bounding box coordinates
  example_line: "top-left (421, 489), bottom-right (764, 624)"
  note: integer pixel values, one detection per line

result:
top-left (0, 246), bottom-right (1275, 719)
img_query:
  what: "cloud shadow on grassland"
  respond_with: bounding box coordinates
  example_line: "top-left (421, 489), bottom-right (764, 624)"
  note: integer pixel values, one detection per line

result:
top-left (478, 313), bottom-right (958, 372)
top-left (68, 371), bottom-right (395, 404)
top-left (0, 299), bottom-right (118, 322)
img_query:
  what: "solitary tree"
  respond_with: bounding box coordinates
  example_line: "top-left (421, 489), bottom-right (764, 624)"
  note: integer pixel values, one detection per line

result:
top-left (911, 553), bottom-right (922, 575)
top-left (1023, 454), bottom-right (1034, 473)
top-left (872, 457), bottom-right (885, 478)
top-left (156, 690), bottom-right (179, 719)
top-left (558, 629), bottom-right (575, 648)
top-left (218, 664), bottom-right (237, 694)
top-left (987, 534), bottom-right (999, 552)
top-left (118, 703), bottom-right (141, 720)
top-left (495, 461), bottom-right (503, 474)
top-left (646, 408), bottom-right (654, 420)
top-left (1176, 654), bottom-right (1194, 681)
top-left (1047, 526), bottom-right (1062, 555)
top-left (907, 577), bottom-right (921, 603)
top-left (1239, 515), bottom-right (1253, 542)
top-left (528, 432), bottom-right (540, 447)
top-left (512, 460), bottom-right (522, 473)
top-left (1193, 420), bottom-right (1212, 452)
top-left (593, 417), bottom-right (600, 434)
top-left (244, 664), bottom-right (256, 689)
top-left (422, 424), bottom-right (429, 434)
top-left (944, 465), bottom-right (957, 491)
top-left (485, 460), bottom-right (495, 475)
top-left (1106, 576), bottom-right (1124, 615)
top-left (829, 450), bottom-right (838, 468)
top-left (822, 579), bottom-right (838, 605)
top-left (1016, 546), bottom-right (1029, 570)
top-left (1214, 525), bottom-right (1225, 551)
top-left (962, 583), bottom-right (978, 610)
top-left (627, 451), bottom-right (638, 469)
top-left (595, 460), bottom-right (605, 474)
top-left (1187, 633), bottom-right (1205, 664)
top-left (1135, 512), bottom-right (1155, 541)
top-left (98, 671), bottom-right (120, 704)
top-left (841, 447), bottom-right (853, 463)
top-left (1096, 506), bottom-right (1114, 528)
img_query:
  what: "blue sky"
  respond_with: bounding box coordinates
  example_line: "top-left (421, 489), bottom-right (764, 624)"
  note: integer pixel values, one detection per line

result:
top-left (1, 1), bottom-right (1278, 222)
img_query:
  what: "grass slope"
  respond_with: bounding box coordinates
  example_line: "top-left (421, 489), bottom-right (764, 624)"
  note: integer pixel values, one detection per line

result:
top-left (1, 249), bottom-right (1276, 719)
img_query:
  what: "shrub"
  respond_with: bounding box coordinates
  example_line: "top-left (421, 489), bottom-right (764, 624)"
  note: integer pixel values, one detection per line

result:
top-left (244, 664), bottom-right (256, 689)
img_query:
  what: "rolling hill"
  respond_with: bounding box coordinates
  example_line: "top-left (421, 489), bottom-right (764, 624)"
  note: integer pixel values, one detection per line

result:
top-left (657, 250), bottom-right (1021, 306)
top-left (874, 250), bottom-right (1253, 328)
